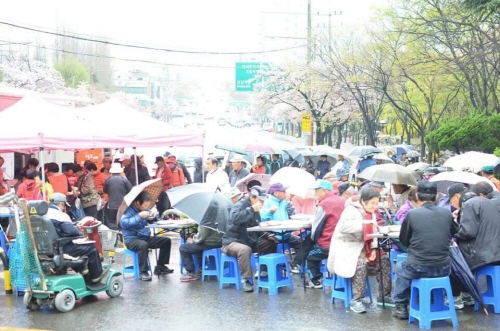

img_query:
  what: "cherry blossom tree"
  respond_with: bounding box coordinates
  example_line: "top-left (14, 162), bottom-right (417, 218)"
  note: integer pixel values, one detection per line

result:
top-left (255, 63), bottom-right (354, 147)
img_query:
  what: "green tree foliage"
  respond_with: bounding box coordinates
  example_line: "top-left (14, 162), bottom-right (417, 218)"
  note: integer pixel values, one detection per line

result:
top-left (53, 56), bottom-right (90, 88)
top-left (426, 113), bottom-right (500, 153)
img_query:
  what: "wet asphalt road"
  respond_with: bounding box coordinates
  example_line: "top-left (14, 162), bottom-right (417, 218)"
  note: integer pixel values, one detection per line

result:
top-left (1, 236), bottom-right (500, 331)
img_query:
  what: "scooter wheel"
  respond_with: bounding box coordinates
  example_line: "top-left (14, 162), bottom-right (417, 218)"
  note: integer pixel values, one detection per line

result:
top-left (54, 289), bottom-right (76, 313)
top-left (106, 276), bottom-right (123, 298)
top-left (23, 292), bottom-right (40, 311)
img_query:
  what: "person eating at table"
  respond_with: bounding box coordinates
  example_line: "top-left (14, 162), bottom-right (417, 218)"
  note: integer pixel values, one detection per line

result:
top-left (328, 187), bottom-right (392, 313)
top-left (302, 180), bottom-right (345, 288)
top-left (260, 183), bottom-right (302, 273)
top-left (120, 191), bottom-right (173, 281)
top-left (392, 181), bottom-right (458, 319)
top-left (221, 186), bottom-right (277, 292)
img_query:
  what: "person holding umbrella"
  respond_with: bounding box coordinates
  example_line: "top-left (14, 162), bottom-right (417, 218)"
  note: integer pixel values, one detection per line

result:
top-left (392, 182), bottom-right (459, 319)
top-left (221, 186), bottom-right (277, 292)
top-left (449, 181), bottom-right (500, 308)
top-left (121, 191), bottom-right (173, 281)
top-left (316, 155), bottom-right (331, 179)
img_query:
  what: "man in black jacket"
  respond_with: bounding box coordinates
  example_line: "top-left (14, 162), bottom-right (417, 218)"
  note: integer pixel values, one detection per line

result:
top-left (393, 181), bottom-right (458, 319)
top-left (46, 193), bottom-right (105, 283)
top-left (221, 186), bottom-right (276, 292)
top-left (449, 181), bottom-right (500, 308)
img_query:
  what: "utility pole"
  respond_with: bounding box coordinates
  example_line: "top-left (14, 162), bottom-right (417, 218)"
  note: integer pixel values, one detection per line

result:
top-left (307, 0), bottom-right (314, 146)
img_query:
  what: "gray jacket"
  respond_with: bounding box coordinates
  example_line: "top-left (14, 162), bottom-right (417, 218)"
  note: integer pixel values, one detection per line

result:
top-left (456, 196), bottom-right (500, 270)
top-left (228, 168), bottom-right (250, 187)
top-left (104, 174), bottom-right (132, 209)
top-left (193, 226), bottom-right (222, 246)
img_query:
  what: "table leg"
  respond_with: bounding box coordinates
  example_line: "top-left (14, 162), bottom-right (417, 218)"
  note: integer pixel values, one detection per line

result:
top-left (378, 239), bottom-right (385, 308)
top-left (300, 229), bottom-right (306, 291)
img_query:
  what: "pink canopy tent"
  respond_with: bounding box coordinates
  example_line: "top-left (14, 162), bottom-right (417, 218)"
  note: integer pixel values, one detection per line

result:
top-left (0, 96), bottom-right (205, 193)
top-left (0, 96), bottom-right (204, 153)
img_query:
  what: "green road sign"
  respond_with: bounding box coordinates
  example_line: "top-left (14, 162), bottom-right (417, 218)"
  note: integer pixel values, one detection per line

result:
top-left (235, 62), bottom-right (269, 92)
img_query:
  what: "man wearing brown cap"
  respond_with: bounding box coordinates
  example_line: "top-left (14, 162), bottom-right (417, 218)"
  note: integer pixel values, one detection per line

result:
top-left (393, 181), bottom-right (459, 319)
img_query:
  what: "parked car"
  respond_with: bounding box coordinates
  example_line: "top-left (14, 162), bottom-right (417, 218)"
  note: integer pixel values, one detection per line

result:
top-left (262, 123), bottom-right (273, 132)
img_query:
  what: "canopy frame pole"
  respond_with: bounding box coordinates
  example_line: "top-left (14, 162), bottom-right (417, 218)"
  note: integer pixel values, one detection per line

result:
top-left (40, 147), bottom-right (46, 200)
top-left (133, 147), bottom-right (139, 185)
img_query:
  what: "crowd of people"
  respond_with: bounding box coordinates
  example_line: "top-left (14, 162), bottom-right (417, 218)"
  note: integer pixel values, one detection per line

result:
top-left (2, 147), bottom-right (500, 321)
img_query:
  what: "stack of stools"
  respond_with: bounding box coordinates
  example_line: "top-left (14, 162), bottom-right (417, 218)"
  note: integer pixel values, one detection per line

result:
top-left (331, 275), bottom-right (372, 307)
top-left (474, 265), bottom-right (500, 313)
top-left (201, 248), bottom-right (221, 281)
top-left (122, 248), bottom-right (151, 279)
top-left (257, 253), bottom-right (294, 295)
top-left (409, 277), bottom-right (458, 329)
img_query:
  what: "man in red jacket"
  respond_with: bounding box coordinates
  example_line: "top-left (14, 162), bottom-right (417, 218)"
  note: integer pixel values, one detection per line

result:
top-left (306, 180), bottom-right (345, 289)
top-left (154, 156), bottom-right (172, 191)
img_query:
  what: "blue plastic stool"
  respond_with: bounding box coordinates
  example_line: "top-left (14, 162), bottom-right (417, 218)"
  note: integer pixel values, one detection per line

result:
top-left (122, 249), bottom-right (151, 279)
top-left (0, 229), bottom-right (7, 253)
top-left (331, 275), bottom-right (372, 307)
top-left (201, 248), bottom-right (221, 281)
top-left (322, 259), bottom-right (333, 293)
top-left (277, 242), bottom-right (293, 261)
top-left (258, 253), bottom-right (294, 295)
top-left (219, 253), bottom-right (242, 290)
top-left (474, 265), bottom-right (500, 313)
top-left (409, 277), bottom-right (458, 329)
top-left (390, 249), bottom-right (406, 281)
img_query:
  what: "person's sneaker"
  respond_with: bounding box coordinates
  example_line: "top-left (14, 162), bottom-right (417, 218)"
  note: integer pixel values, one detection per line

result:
top-left (140, 272), bottom-right (152, 281)
top-left (392, 304), bottom-right (409, 319)
top-left (377, 296), bottom-right (396, 307)
top-left (181, 272), bottom-right (200, 282)
top-left (154, 265), bottom-right (174, 275)
top-left (350, 300), bottom-right (367, 313)
top-left (462, 293), bottom-right (475, 307)
top-left (306, 278), bottom-right (323, 289)
top-left (242, 280), bottom-right (253, 292)
top-left (290, 263), bottom-right (301, 274)
top-left (453, 296), bottom-right (464, 310)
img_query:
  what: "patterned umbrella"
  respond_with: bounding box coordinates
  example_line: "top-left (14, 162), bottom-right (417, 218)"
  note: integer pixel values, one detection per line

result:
top-left (116, 179), bottom-right (163, 221)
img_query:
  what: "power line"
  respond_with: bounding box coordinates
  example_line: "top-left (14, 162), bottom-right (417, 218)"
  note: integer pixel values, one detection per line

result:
top-left (25, 43), bottom-right (236, 69)
top-left (0, 20), bottom-right (307, 55)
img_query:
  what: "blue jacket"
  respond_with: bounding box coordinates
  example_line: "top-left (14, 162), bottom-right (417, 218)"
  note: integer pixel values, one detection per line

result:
top-left (260, 195), bottom-right (292, 241)
top-left (316, 160), bottom-right (331, 179)
top-left (358, 157), bottom-right (376, 173)
top-left (120, 205), bottom-right (151, 244)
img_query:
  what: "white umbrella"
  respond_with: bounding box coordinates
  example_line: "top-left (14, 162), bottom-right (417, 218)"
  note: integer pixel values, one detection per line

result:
top-left (442, 152), bottom-right (498, 172)
top-left (270, 167), bottom-right (316, 199)
top-left (358, 164), bottom-right (419, 186)
top-left (407, 162), bottom-right (430, 171)
top-left (429, 171), bottom-right (497, 193)
top-left (373, 154), bottom-right (395, 164)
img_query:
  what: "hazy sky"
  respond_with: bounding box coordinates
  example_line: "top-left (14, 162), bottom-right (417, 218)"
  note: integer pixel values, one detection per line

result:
top-left (0, 0), bottom-right (387, 89)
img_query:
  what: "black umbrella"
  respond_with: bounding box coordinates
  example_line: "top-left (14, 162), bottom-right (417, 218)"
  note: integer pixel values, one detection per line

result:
top-left (167, 183), bottom-right (217, 206)
top-left (449, 244), bottom-right (488, 315)
top-left (284, 149), bottom-right (305, 165)
top-left (172, 191), bottom-right (232, 234)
